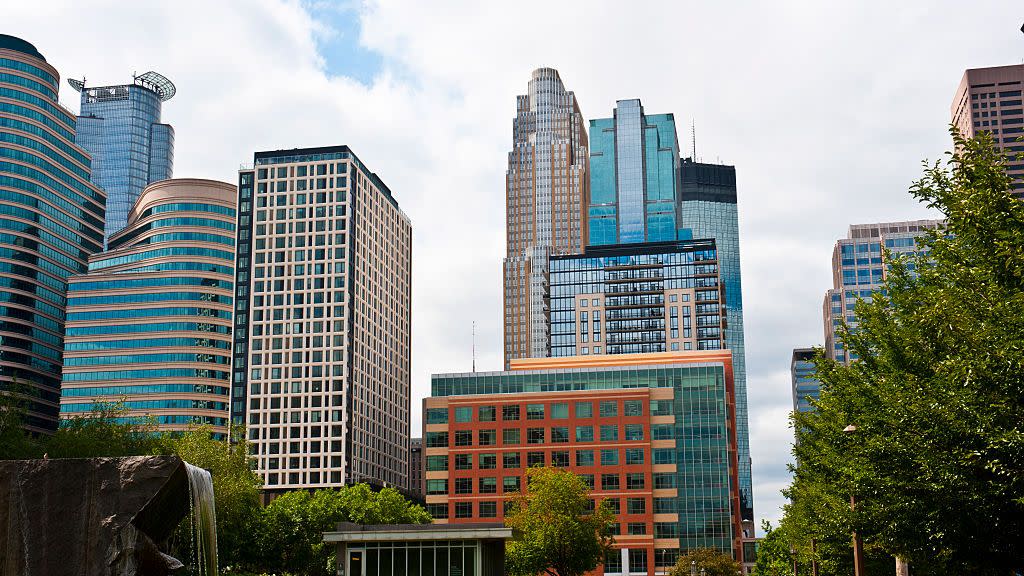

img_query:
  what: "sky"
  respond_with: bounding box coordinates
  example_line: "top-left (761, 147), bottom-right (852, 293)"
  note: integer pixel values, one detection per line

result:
top-left (7, 0), bottom-right (1023, 529)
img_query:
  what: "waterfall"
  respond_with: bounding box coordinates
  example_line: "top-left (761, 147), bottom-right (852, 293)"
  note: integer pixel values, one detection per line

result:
top-left (184, 462), bottom-right (218, 576)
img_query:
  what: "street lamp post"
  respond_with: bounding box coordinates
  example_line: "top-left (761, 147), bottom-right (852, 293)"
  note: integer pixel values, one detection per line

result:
top-left (843, 424), bottom-right (866, 576)
top-left (691, 560), bottom-right (697, 576)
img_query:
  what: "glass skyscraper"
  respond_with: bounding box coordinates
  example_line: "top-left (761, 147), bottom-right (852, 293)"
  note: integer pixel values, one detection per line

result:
top-left (588, 99), bottom-right (680, 246)
top-left (678, 159), bottom-right (752, 521)
top-left (548, 239), bottom-right (724, 358)
top-left (0, 35), bottom-right (107, 433)
top-left (60, 179), bottom-right (236, 437)
top-left (69, 71), bottom-right (175, 243)
top-left (790, 348), bottom-right (819, 413)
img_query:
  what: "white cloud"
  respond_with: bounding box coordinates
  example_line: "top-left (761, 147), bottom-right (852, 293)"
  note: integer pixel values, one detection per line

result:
top-left (8, 0), bottom-right (1020, 530)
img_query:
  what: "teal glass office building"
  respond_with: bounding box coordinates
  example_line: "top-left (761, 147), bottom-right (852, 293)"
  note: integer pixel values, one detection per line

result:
top-left (0, 35), bottom-right (107, 432)
top-left (678, 159), bottom-right (752, 521)
top-left (60, 179), bottom-right (236, 437)
top-left (588, 100), bottom-right (681, 246)
top-left (790, 348), bottom-right (819, 413)
top-left (69, 71), bottom-right (175, 244)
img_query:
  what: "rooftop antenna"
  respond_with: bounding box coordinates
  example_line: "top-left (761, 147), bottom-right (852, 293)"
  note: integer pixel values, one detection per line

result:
top-left (472, 321), bottom-right (476, 373)
top-left (691, 120), bottom-right (697, 161)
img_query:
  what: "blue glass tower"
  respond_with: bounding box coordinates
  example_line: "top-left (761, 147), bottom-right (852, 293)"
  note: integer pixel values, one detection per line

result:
top-left (69, 72), bottom-right (175, 244)
top-left (588, 100), bottom-right (680, 245)
top-left (0, 35), bottom-right (107, 432)
top-left (791, 348), bottom-right (820, 413)
top-left (678, 158), bottom-right (752, 521)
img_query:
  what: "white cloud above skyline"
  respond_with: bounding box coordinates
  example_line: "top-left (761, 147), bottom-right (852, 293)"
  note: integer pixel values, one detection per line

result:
top-left (7, 0), bottom-right (1022, 528)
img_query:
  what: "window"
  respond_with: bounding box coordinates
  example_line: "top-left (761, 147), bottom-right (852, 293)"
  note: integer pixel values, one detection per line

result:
top-left (503, 428), bottom-right (521, 445)
top-left (601, 449), bottom-right (619, 466)
top-left (624, 400), bottom-right (643, 416)
top-left (575, 402), bottom-right (593, 418)
top-left (503, 452), bottom-right (521, 469)
top-left (625, 424), bottom-right (644, 441)
top-left (651, 400), bottom-right (673, 416)
top-left (604, 551), bottom-right (622, 574)
top-left (655, 549), bottom-right (680, 568)
top-left (629, 549), bottom-right (647, 573)
top-left (425, 479), bottom-right (447, 495)
top-left (576, 425), bottom-right (594, 442)
top-left (479, 405), bottom-right (496, 422)
top-left (455, 454), bottom-right (472, 470)
top-left (576, 449), bottom-right (594, 466)
top-left (579, 474), bottom-right (595, 489)
top-left (655, 522), bottom-right (678, 538)
top-left (653, 448), bottom-right (676, 464)
top-left (479, 501), bottom-right (497, 518)
top-left (478, 429), bottom-right (496, 446)
top-left (605, 498), bottom-right (621, 515)
top-left (527, 428), bottom-right (545, 444)
top-left (550, 402), bottom-right (569, 419)
top-left (454, 502), bottom-right (472, 518)
top-left (479, 477), bottom-right (497, 494)
top-left (551, 451), bottom-right (570, 467)
top-left (503, 476), bottom-right (521, 493)
top-left (599, 425), bottom-right (618, 442)
top-left (651, 423), bottom-right (673, 440)
top-left (479, 453), bottom-right (496, 469)
top-left (626, 472), bottom-right (645, 490)
top-left (599, 401), bottom-right (617, 418)
top-left (627, 522), bottom-right (647, 535)
top-left (601, 474), bottom-right (620, 490)
top-left (425, 503), bottom-right (448, 519)
top-left (454, 406), bottom-right (472, 422)
top-left (625, 448), bottom-right (644, 465)
top-left (454, 478), bottom-right (472, 494)
top-left (627, 497), bottom-right (646, 515)
top-left (502, 404), bottom-right (520, 421)
top-left (426, 455), bottom-right (448, 471)
top-left (653, 473), bottom-right (676, 489)
top-left (527, 404), bottom-right (545, 420)
top-left (425, 432), bottom-right (447, 447)
top-left (551, 427), bottom-right (569, 443)
top-left (527, 452), bottom-right (545, 467)
top-left (454, 430), bottom-right (472, 446)
top-left (425, 408), bottom-right (448, 424)
top-left (654, 497), bottom-right (677, 513)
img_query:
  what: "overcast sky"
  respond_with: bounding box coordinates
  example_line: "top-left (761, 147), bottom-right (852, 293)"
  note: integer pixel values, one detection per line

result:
top-left (8, 0), bottom-right (1023, 528)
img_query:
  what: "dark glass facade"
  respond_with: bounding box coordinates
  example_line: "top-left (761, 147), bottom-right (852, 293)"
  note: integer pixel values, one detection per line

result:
top-left (679, 159), bottom-right (753, 521)
top-left (72, 73), bottom-right (174, 243)
top-left (0, 35), bottom-right (106, 432)
top-left (548, 240), bottom-right (723, 358)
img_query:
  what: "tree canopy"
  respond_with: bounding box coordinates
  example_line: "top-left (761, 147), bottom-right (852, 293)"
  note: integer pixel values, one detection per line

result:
top-left (668, 547), bottom-right (742, 576)
top-left (504, 466), bottom-right (617, 576)
top-left (783, 128), bottom-right (1024, 574)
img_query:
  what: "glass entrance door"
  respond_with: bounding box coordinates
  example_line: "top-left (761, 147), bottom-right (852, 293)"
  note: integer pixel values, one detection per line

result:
top-left (348, 550), bottom-right (363, 576)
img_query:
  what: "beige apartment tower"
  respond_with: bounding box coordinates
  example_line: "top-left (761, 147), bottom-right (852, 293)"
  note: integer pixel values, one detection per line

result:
top-left (232, 147), bottom-right (412, 492)
top-left (503, 68), bottom-right (589, 366)
top-left (951, 64), bottom-right (1024, 197)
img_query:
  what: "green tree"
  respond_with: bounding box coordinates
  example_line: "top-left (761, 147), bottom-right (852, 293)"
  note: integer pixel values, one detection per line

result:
top-left (786, 128), bottom-right (1024, 574)
top-left (668, 547), bottom-right (741, 576)
top-left (44, 401), bottom-right (162, 458)
top-left (504, 466), bottom-right (617, 576)
top-left (0, 378), bottom-right (43, 460)
top-left (252, 483), bottom-right (431, 576)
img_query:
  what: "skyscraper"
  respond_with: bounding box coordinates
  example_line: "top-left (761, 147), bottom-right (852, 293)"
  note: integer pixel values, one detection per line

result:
top-left (548, 239), bottom-right (725, 357)
top-left (791, 348), bottom-right (819, 413)
top-left (60, 179), bottom-right (235, 437)
top-left (823, 220), bottom-right (942, 365)
top-left (233, 146), bottom-right (412, 492)
top-left (68, 71), bottom-right (175, 242)
top-left (503, 68), bottom-right (589, 366)
top-left (0, 35), bottom-right (106, 433)
top-left (951, 64), bottom-right (1024, 197)
top-left (678, 158), bottom-right (753, 521)
top-left (588, 100), bottom-right (681, 246)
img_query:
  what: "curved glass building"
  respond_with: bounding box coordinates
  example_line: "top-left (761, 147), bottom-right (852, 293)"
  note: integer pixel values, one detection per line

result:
top-left (60, 178), bottom-right (235, 437)
top-left (0, 35), bottom-right (106, 433)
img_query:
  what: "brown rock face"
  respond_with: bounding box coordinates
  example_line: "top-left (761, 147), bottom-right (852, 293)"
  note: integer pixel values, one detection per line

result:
top-left (0, 455), bottom-right (190, 576)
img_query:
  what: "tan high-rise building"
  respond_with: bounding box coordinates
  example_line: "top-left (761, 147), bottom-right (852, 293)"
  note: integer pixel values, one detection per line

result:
top-left (232, 146), bottom-right (412, 492)
top-left (503, 68), bottom-right (589, 366)
top-left (60, 179), bottom-right (236, 437)
top-left (951, 64), bottom-right (1024, 197)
